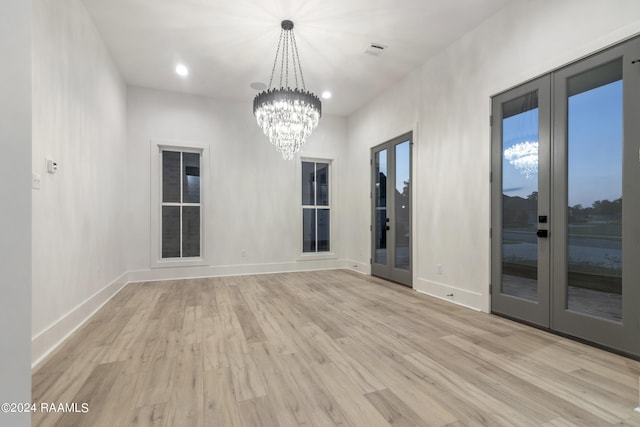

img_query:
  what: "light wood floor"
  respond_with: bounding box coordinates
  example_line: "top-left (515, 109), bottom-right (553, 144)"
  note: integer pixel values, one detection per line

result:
top-left (33, 270), bottom-right (640, 426)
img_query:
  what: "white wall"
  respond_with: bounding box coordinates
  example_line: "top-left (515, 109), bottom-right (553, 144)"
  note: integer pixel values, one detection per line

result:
top-left (346, 0), bottom-right (640, 311)
top-left (126, 86), bottom-right (348, 280)
top-left (0, 1), bottom-right (32, 425)
top-left (31, 0), bottom-right (128, 365)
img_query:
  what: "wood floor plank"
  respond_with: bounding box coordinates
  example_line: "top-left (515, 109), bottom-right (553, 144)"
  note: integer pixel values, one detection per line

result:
top-left (234, 303), bottom-right (267, 344)
top-left (134, 332), bottom-right (180, 408)
top-left (128, 402), bottom-right (167, 427)
top-left (301, 322), bottom-right (386, 394)
top-left (32, 270), bottom-right (640, 426)
top-left (310, 360), bottom-right (391, 427)
top-left (165, 342), bottom-right (204, 427)
top-left (238, 395), bottom-right (279, 427)
top-left (32, 347), bottom-right (105, 427)
top-left (335, 336), bottom-right (458, 426)
top-left (441, 334), bottom-right (634, 424)
top-left (281, 352), bottom-right (353, 426)
top-left (249, 342), bottom-right (315, 427)
top-left (54, 361), bottom-right (124, 427)
top-left (365, 388), bottom-right (432, 427)
top-left (202, 315), bottom-right (230, 371)
top-left (203, 367), bottom-right (242, 427)
top-left (404, 351), bottom-right (545, 426)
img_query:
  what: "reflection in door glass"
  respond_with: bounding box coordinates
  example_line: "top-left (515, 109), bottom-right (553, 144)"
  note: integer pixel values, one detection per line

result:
top-left (567, 60), bottom-right (622, 322)
top-left (395, 141), bottom-right (410, 270)
top-left (375, 150), bottom-right (387, 265)
top-left (501, 92), bottom-right (539, 301)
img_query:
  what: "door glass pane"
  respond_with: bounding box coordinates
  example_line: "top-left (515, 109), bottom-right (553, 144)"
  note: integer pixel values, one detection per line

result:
top-left (183, 153), bottom-right (200, 203)
top-left (162, 206), bottom-right (180, 258)
top-left (317, 208), bottom-right (330, 252)
top-left (162, 151), bottom-right (181, 203)
top-left (302, 161), bottom-right (315, 205)
top-left (374, 150), bottom-right (387, 265)
top-left (395, 141), bottom-right (410, 270)
top-left (501, 91), bottom-right (539, 301)
top-left (302, 208), bottom-right (316, 252)
top-left (182, 206), bottom-right (200, 257)
top-left (316, 163), bottom-right (329, 206)
top-left (567, 60), bottom-right (622, 322)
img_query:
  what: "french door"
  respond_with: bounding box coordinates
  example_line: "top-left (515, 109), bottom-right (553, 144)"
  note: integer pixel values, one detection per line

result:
top-left (491, 76), bottom-right (551, 327)
top-left (491, 36), bottom-right (640, 357)
top-left (371, 132), bottom-right (412, 287)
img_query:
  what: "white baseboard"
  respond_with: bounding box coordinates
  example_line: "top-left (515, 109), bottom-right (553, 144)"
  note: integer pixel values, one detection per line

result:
top-left (343, 259), bottom-right (371, 275)
top-left (414, 277), bottom-right (484, 312)
top-left (127, 259), bottom-right (347, 283)
top-left (31, 271), bottom-right (129, 371)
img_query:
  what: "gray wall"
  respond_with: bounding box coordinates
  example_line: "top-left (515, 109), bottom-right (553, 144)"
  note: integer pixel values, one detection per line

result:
top-left (0, 0), bottom-right (32, 426)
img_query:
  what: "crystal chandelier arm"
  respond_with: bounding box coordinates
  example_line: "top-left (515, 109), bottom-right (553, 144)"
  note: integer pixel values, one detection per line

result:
top-left (290, 31), bottom-right (306, 91)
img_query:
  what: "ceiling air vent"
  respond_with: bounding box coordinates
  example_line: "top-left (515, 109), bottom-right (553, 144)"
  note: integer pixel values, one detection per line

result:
top-left (365, 43), bottom-right (387, 56)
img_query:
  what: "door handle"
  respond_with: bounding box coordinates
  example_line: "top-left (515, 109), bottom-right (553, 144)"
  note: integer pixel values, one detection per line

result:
top-left (536, 229), bottom-right (548, 238)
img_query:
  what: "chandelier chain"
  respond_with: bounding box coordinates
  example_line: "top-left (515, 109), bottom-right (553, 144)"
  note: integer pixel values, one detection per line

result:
top-left (267, 29), bottom-right (284, 89)
top-left (279, 29), bottom-right (286, 88)
top-left (290, 30), bottom-right (306, 90)
top-left (284, 30), bottom-right (289, 87)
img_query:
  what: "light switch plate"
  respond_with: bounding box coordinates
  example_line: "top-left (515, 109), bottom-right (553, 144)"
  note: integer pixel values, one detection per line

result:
top-left (32, 172), bottom-right (41, 190)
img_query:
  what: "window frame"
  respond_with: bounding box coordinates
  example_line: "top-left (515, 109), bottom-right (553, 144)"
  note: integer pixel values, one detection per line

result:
top-left (298, 156), bottom-right (336, 259)
top-left (150, 139), bottom-right (211, 268)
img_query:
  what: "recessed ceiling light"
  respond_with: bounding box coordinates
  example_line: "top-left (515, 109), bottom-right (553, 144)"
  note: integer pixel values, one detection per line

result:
top-left (175, 64), bottom-right (189, 77)
top-left (250, 82), bottom-right (267, 91)
top-left (322, 91), bottom-right (332, 99)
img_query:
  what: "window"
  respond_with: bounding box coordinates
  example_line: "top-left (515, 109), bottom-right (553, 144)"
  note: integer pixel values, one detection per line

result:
top-left (161, 150), bottom-right (201, 258)
top-left (302, 160), bottom-right (330, 253)
top-left (151, 140), bottom-right (209, 268)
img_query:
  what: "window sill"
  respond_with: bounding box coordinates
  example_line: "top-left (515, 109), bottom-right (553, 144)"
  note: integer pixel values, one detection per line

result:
top-left (151, 257), bottom-right (208, 269)
top-left (297, 252), bottom-right (337, 262)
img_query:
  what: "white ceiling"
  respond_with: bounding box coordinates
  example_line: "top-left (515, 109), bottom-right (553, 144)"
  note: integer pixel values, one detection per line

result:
top-left (82, 0), bottom-right (513, 116)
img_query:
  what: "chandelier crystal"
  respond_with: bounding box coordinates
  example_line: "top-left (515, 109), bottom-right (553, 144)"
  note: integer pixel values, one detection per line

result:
top-left (253, 20), bottom-right (322, 160)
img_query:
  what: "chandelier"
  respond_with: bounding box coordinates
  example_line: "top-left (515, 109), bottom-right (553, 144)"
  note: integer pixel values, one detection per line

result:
top-left (253, 20), bottom-right (322, 160)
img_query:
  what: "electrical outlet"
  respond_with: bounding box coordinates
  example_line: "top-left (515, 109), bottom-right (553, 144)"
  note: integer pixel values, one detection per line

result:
top-left (241, 250), bottom-right (247, 258)
top-left (46, 159), bottom-right (58, 174)
top-left (437, 264), bottom-right (443, 274)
